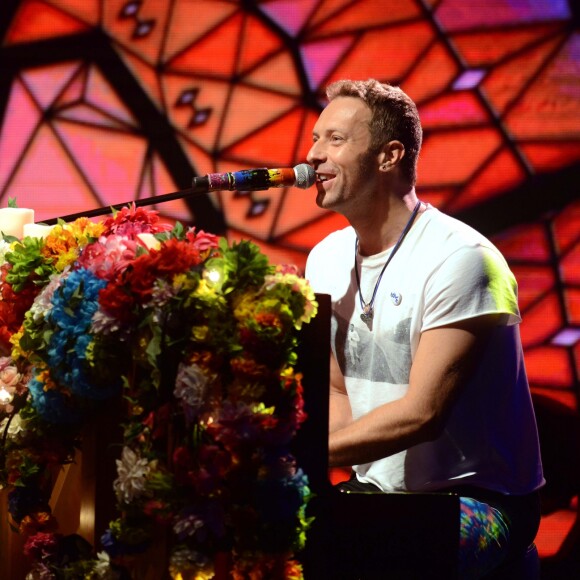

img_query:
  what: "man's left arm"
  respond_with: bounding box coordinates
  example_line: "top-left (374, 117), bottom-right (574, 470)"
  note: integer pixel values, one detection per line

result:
top-left (328, 314), bottom-right (501, 468)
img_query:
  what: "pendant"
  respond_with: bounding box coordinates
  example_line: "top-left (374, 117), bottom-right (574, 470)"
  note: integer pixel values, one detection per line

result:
top-left (360, 304), bottom-right (373, 322)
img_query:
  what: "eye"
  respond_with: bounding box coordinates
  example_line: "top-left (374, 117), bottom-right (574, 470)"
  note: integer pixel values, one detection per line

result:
top-left (331, 134), bottom-right (344, 142)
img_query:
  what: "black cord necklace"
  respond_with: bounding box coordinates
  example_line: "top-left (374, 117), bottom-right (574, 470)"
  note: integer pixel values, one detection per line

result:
top-left (354, 200), bottom-right (422, 323)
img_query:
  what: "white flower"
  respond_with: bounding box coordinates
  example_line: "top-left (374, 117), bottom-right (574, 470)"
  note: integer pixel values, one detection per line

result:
top-left (0, 239), bottom-right (11, 264)
top-left (91, 309), bottom-right (123, 334)
top-left (173, 513), bottom-right (205, 538)
top-left (174, 363), bottom-right (212, 411)
top-left (93, 551), bottom-right (118, 579)
top-left (25, 563), bottom-right (53, 579)
top-left (29, 272), bottom-right (66, 322)
top-left (169, 546), bottom-right (211, 577)
top-left (113, 446), bottom-right (151, 504)
top-left (0, 412), bottom-right (25, 439)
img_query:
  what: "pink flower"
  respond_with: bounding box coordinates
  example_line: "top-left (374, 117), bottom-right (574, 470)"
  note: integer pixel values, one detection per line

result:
top-left (76, 235), bottom-right (139, 280)
top-left (23, 531), bottom-right (60, 561)
top-left (275, 263), bottom-right (300, 276)
top-left (0, 357), bottom-right (28, 411)
top-left (100, 204), bottom-right (172, 238)
top-left (0, 361), bottom-right (22, 388)
top-left (185, 228), bottom-right (219, 253)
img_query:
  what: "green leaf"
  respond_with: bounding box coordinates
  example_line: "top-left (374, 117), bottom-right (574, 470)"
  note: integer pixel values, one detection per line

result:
top-left (1, 233), bottom-right (19, 243)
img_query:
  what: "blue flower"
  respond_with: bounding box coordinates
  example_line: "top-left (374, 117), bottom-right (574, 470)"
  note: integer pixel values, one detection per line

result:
top-left (28, 375), bottom-right (81, 424)
top-left (100, 529), bottom-right (149, 557)
top-left (8, 485), bottom-right (50, 523)
top-left (255, 468), bottom-right (311, 525)
top-left (45, 268), bottom-right (120, 400)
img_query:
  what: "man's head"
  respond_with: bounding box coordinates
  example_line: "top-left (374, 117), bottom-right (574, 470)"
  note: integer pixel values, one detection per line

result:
top-left (325, 79), bottom-right (422, 186)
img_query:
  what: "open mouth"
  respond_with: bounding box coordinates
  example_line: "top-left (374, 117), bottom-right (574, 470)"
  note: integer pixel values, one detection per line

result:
top-left (316, 173), bottom-right (334, 183)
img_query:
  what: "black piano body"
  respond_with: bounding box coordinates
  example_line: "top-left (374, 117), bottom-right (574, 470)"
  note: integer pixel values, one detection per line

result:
top-left (295, 294), bottom-right (459, 579)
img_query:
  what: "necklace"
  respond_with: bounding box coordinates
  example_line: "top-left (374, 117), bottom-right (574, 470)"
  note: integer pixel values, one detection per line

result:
top-left (354, 200), bottom-right (422, 323)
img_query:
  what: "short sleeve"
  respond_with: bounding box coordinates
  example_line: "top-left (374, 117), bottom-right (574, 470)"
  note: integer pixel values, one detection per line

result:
top-left (422, 244), bottom-right (521, 331)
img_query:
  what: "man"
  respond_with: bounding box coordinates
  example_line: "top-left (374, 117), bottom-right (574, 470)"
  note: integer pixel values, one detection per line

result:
top-left (305, 79), bottom-right (544, 579)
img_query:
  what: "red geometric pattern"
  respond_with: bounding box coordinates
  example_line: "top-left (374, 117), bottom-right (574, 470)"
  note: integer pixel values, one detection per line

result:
top-left (0, 0), bottom-right (579, 561)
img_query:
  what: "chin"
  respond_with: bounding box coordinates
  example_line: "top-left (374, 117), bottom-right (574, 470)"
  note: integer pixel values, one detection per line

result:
top-left (315, 188), bottom-right (328, 208)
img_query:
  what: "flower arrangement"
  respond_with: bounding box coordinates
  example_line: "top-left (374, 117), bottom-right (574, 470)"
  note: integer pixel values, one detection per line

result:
top-left (0, 205), bottom-right (318, 579)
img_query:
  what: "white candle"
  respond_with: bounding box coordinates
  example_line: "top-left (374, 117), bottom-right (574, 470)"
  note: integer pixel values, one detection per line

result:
top-left (0, 208), bottom-right (34, 239)
top-left (23, 223), bottom-right (55, 239)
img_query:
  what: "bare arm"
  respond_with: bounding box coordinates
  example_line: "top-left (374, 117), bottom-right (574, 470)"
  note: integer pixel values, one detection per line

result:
top-left (328, 351), bottom-right (353, 433)
top-left (328, 315), bottom-right (499, 468)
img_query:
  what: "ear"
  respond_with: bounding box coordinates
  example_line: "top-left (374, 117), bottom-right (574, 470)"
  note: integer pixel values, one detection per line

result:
top-left (378, 140), bottom-right (405, 172)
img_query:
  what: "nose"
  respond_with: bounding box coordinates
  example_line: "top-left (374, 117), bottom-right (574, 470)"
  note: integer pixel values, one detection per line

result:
top-left (307, 139), bottom-right (324, 166)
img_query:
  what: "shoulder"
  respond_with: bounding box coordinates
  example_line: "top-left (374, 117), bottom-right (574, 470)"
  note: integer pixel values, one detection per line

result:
top-left (307, 226), bottom-right (355, 266)
top-left (305, 226), bottom-right (355, 288)
top-left (418, 208), bottom-right (509, 269)
top-left (420, 208), bottom-right (490, 246)
top-left (418, 210), bottom-right (521, 325)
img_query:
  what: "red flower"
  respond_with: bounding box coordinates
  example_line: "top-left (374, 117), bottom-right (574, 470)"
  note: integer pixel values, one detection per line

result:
top-left (19, 511), bottom-right (57, 535)
top-left (98, 283), bottom-right (137, 322)
top-left (103, 238), bottom-right (206, 309)
top-left (192, 444), bottom-right (233, 494)
top-left (0, 264), bottom-right (38, 352)
top-left (143, 499), bottom-right (172, 524)
top-left (142, 403), bottom-right (172, 440)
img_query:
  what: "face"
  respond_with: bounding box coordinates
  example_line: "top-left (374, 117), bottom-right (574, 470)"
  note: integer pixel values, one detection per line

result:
top-left (307, 96), bottom-right (380, 213)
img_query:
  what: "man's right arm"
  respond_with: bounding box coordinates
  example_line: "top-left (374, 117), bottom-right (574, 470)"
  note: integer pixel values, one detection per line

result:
top-left (329, 352), bottom-right (353, 434)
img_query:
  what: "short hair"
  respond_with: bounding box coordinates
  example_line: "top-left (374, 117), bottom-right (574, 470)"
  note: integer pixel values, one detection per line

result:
top-left (326, 79), bottom-right (422, 185)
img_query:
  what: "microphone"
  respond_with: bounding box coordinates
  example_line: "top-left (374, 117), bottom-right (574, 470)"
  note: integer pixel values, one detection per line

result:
top-left (192, 163), bottom-right (316, 193)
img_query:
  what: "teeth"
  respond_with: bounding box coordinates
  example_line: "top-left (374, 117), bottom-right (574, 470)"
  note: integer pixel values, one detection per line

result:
top-left (318, 175), bottom-right (329, 182)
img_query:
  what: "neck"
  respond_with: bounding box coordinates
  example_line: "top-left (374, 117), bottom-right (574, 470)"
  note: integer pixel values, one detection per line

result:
top-left (355, 189), bottom-right (422, 256)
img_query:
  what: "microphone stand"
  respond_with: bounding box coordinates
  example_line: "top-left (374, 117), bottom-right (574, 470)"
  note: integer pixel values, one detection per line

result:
top-left (42, 183), bottom-right (207, 225)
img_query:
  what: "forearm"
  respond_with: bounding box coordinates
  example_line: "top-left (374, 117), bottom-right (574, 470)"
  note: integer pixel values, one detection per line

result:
top-left (327, 317), bottom-right (494, 468)
top-left (329, 391), bottom-right (353, 433)
top-left (328, 397), bottom-right (436, 467)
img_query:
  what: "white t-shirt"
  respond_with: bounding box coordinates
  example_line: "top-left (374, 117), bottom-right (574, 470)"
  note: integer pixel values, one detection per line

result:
top-left (306, 207), bottom-right (544, 494)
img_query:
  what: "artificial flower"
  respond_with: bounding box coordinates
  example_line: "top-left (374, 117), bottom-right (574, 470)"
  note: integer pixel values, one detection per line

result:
top-left (0, 208), bottom-right (318, 579)
top-left (113, 446), bottom-right (153, 504)
top-left (23, 531), bottom-right (60, 560)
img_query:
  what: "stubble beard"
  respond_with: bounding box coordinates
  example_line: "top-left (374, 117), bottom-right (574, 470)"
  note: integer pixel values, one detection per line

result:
top-left (318, 150), bottom-right (379, 212)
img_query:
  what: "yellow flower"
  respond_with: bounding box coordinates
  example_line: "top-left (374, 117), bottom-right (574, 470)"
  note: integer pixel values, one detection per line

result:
top-left (251, 402), bottom-right (275, 416)
top-left (233, 292), bottom-right (257, 321)
top-left (9, 329), bottom-right (25, 360)
top-left (40, 218), bottom-right (104, 272)
top-left (192, 278), bottom-right (212, 296)
top-left (172, 273), bottom-right (190, 292)
top-left (191, 325), bottom-right (209, 341)
top-left (65, 217), bottom-right (105, 243)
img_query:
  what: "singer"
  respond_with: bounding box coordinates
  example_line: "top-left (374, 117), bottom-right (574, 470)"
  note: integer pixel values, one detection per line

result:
top-left (305, 79), bottom-right (543, 578)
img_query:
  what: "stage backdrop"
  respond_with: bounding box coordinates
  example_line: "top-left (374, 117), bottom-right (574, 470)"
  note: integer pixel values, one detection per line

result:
top-left (0, 0), bottom-right (579, 566)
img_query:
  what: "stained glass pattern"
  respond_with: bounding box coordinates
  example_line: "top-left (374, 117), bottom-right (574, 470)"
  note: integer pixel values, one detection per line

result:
top-left (0, 0), bottom-right (579, 559)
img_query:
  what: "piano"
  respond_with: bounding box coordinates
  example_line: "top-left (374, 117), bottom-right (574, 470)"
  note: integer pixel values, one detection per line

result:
top-left (295, 294), bottom-right (459, 579)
